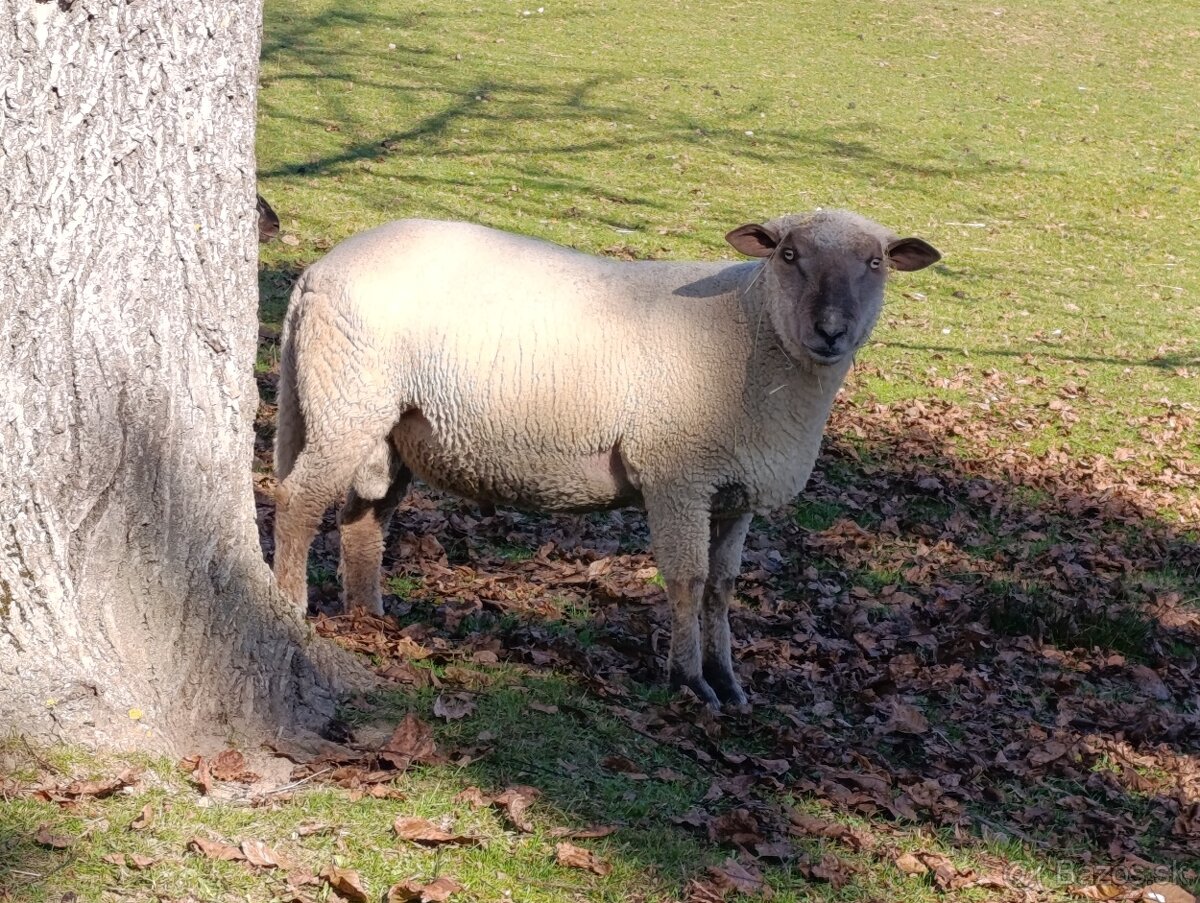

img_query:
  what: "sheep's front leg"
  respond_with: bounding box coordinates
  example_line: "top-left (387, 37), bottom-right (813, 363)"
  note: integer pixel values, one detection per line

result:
top-left (703, 513), bottom-right (752, 707)
top-left (337, 464), bottom-right (411, 616)
top-left (645, 492), bottom-right (719, 708)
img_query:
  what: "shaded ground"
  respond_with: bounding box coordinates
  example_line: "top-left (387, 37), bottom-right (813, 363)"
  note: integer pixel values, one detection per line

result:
top-left (2, 364), bottom-right (1195, 901)
top-left (248, 355), bottom-right (1199, 899)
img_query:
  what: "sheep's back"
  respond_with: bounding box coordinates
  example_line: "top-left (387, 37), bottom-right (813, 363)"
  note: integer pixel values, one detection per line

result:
top-left (298, 219), bottom-right (755, 508)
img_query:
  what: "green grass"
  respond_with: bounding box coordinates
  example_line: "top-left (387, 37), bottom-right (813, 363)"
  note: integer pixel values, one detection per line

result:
top-left (484, 540), bottom-right (538, 563)
top-left (385, 574), bottom-right (423, 600)
top-left (793, 499), bottom-right (845, 533)
top-left (983, 578), bottom-right (1159, 659)
top-left (6, 668), bottom-right (1183, 903)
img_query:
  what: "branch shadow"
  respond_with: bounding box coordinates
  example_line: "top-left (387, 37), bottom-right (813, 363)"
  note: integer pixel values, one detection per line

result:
top-left (255, 3), bottom-right (1040, 238)
top-left (882, 340), bottom-right (1197, 371)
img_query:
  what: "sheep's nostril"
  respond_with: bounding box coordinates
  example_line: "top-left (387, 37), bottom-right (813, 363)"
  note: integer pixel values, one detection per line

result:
top-left (814, 323), bottom-right (847, 345)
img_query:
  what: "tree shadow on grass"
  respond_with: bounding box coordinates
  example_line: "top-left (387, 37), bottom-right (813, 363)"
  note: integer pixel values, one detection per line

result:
top-left (883, 340), bottom-right (1198, 371)
top-left (253, 367), bottom-right (1199, 896)
top-left (255, 2), bottom-right (1039, 242)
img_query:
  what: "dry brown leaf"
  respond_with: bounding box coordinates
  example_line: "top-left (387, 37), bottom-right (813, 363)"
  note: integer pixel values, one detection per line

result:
top-left (809, 852), bottom-right (854, 888)
top-left (685, 878), bottom-right (728, 903)
top-left (432, 693), bottom-right (477, 721)
top-left (895, 852), bottom-right (928, 876)
top-left (210, 749), bottom-right (259, 783)
top-left (707, 808), bottom-right (764, 847)
top-left (453, 786), bottom-right (491, 809)
top-left (183, 755), bottom-right (214, 794)
top-left (380, 713), bottom-right (440, 770)
top-left (492, 785), bottom-right (541, 833)
top-left (188, 835), bottom-right (246, 861)
top-left (320, 864), bottom-right (369, 903)
top-left (389, 876), bottom-right (462, 903)
top-left (240, 838), bottom-right (281, 869)
top-left (34, 824), bottom-right (72, 849)
top-left (555, 841), bottom-right (612, 876)
top-left (1028, 740), bottom-right (1069, 767)
top-left (601, 754), bottom-right (649, 779)
top-left (1137, 884), bottom-right (1197, 903)
top-left (127, 854), bottom-right (157, 870)
top-left (883, 702), bottom-right (930, 735)
top-left (129, 803), bottom-right (154, 832)
top-left (707, 857), bottom-right (772, 897)
top-left (1072, 885), bottom-right (1124, 901)
top-left (102, 852), bottom-right (127, 866)
top-left (393, 816), bottom-right (479, 846)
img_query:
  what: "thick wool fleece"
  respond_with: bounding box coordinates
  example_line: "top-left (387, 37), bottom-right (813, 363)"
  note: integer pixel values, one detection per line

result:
top-left (272, 211), bottom-right (939, 708)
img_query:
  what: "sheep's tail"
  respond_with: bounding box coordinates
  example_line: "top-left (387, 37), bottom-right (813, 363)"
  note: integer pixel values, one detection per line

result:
top-left (273, 278), bottom-right (307, 482)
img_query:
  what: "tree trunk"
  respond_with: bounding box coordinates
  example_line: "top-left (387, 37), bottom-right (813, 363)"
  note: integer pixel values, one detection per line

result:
top-left (0, 0), bottom-right (363, 751)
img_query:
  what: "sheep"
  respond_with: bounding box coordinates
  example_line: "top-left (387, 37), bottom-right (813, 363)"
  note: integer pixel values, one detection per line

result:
top-left (272, 210), bottom-right (940, 708)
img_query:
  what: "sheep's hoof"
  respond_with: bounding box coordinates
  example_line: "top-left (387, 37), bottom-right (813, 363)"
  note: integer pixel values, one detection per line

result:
top-left (343, 597), bottom-right (385, 618)
top-left (669, 667), bottom-right (722, 709)
top-left (704, 666), bottom-right (749, 709)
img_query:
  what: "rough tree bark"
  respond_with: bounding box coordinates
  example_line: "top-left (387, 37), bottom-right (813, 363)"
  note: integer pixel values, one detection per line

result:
top-left (0, 0), bottom-right (363, 751)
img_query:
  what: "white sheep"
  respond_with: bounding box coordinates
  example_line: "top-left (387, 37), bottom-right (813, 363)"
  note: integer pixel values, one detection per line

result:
top-left (272, 210), bottom-right (940, 708)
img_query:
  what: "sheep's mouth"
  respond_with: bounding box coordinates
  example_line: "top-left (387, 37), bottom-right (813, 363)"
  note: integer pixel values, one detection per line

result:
top-left (802, 345), bottom-right (848, 366)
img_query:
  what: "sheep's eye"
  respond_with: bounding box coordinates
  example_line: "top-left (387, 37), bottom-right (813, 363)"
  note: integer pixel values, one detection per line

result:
top-left (869, 257), bottom-right (883, 270)
top-left (780, 248), bottom-right (797, 263)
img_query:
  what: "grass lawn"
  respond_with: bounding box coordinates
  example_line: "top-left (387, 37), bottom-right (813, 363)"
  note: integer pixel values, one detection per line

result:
top-left (4, 0), bottom-right (1198, 901)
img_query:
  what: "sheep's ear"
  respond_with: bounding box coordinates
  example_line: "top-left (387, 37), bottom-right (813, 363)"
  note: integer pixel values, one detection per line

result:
top-left (725, 224), bottom-right (779, 258)
top-left (887, 237), bottom-right (941, 271)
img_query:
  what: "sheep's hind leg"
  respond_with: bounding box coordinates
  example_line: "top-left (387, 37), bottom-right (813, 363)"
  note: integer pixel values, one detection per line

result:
top-left (274, 448), bottom-right (362, 613)
top-left (702, 513), bottom-right (752, 708)
top-left (338, 460), bottom-right (412, 616)
top-left (645, 492), bottom-right (720, 708)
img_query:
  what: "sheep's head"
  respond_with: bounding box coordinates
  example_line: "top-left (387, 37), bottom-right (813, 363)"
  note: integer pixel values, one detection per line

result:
top-left (726, 210), bottom-right (940, 367)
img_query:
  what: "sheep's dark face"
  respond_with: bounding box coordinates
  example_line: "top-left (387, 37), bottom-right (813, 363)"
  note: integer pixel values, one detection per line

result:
top-left (727, 211), bottom-right (940, 367)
